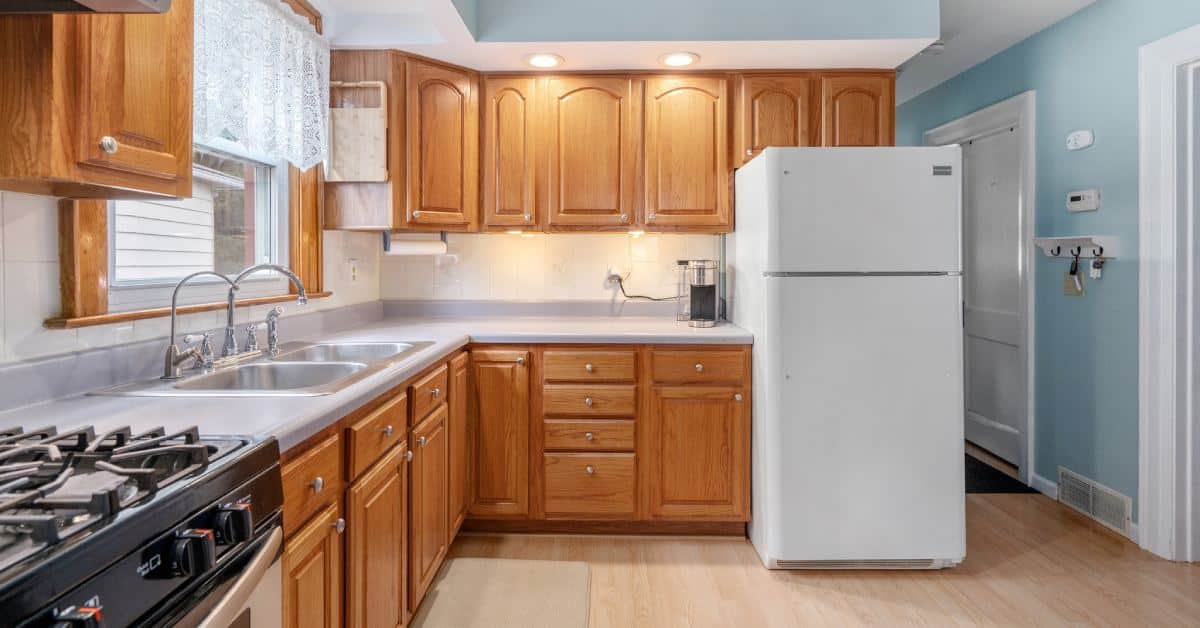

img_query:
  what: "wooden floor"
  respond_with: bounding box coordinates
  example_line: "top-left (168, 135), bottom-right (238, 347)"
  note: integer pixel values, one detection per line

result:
top-left (450, 494), bottom-right (1200, 627)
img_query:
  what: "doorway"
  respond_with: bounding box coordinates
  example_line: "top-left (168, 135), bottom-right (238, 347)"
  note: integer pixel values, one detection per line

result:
top-left (925, 92), bottom-right (1037, 485)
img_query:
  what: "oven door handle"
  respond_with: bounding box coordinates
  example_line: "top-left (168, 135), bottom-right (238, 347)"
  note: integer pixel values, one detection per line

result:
top-left (196, 526), bottom-right (283, 628)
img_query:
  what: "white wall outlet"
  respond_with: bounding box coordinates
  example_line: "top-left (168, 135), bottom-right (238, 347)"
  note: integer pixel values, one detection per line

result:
top-left (1066, 129), bottom-right (1094, 151)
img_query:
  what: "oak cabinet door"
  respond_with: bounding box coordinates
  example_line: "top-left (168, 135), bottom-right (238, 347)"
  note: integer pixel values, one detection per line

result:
top-left (543, 76), bottom-right (638, 229)
top-left (736, 74), bottom-right (817, 166)
top-left (405, 58), bottom-right (478, 228)
top-left (76, 1), bottom-right (193, 196)
top-left (347, 446), bottom-right (407, 628)
top-left (643, 75), bottom-right (730, 231)
top-left (283, 502), bottom-right (344, 628)
top-left (821, 74), bottom-right (895, 147)
top-left (469, 349), bottom-right (531, 517)
top-left (646, 386), bottom-right (749, 520)
top-left (410, 405), bottom-right (449, 610)
top-left (448, 352), bottom-right (470, 535)
top-left (482, 76), bottom-right (538, 230)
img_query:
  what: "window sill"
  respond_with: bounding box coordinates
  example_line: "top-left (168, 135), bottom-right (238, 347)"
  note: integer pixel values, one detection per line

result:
top-left (43, 291), bottom-right (333, 330)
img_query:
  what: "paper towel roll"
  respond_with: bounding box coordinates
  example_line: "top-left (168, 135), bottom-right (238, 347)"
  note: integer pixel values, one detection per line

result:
top-left (383, 239), bottom-right (448, 256)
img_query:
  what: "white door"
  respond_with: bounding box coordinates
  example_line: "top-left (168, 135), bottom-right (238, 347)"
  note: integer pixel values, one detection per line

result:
top-left (961, 128), bottom-right (1025, 465)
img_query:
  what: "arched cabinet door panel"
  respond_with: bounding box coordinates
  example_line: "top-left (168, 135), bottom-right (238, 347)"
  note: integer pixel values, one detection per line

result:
top-left (821, 74), bottom-right (895, 147)
top-left (482, 76), bottom-right (538, 229)
top-left (406, 58), bottom-right (478, 229)
top-left (736, 74), bottom-right (818, 166)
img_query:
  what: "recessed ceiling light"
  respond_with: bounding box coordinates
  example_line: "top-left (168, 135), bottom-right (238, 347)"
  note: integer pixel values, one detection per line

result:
top-left (660, 52), bottom-right (699, 67)
top-left (525, 53), bottom-right (563, 69)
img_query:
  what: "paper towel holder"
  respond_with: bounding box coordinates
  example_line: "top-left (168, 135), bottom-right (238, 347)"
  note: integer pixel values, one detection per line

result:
top-left (382, 231), bottom-right (448, 256)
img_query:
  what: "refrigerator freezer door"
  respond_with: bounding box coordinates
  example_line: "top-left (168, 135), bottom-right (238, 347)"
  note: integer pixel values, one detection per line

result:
top-left (760, 274), bottom-right (965, 565)
top-left (764, 147), bottom-right (962, 274)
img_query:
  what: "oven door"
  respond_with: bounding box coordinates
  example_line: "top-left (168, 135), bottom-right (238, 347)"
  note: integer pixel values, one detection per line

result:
top-left (162, 524), bottom-right (283, 628)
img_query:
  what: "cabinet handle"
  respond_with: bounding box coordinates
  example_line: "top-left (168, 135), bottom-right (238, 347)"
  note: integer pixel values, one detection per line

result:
top-left (418, 436), bottom-right (427, 447)
top-left (383, 425), bottom-right (394, 437)
top-left (746, 148), bottom-right (754, 156)
top-left (333, 518), bottom-right (346, 534)
top-left (515, 356), bottom-right (525, 366)
top-left (585, 363), bottom-right (594, 373)
top-left (647, 212), bottom-right (657, 221)
top-left (584, 432), bottom-right (595, 441)
top-left (695, 362), bottom-right (704, 373)
top-left (99, 136), bottom-right (119, 155)
top-left (405, 450), bottom-right (414, 462)
top-left (585, 465), bottom-right (595, 475)
top-left (310, 476), bottom-right (324, 492)
top-left (431, 387), bottom-right (441, 399)
top-left (619, 213), bottom-right (629, 223)
top-left (523, 213), bottom-right (532, 222)
top-left (734, 393), bottom-right (743, 402)
top-left (584, 396), bottom-right (593, 407)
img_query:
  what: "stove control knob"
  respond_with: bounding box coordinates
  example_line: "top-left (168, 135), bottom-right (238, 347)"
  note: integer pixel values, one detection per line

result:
top-left (51, 607), bottom-right (102, 628)
top-left (214, 503), bottom-right (254, 545)
top-left (172, 529), bottom-right (217, 577)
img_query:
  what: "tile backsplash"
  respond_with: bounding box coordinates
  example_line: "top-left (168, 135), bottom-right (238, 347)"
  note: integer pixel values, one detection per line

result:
top-left (0, 191), bottom-right (382, 365)
top-left (380, 233), bottom-right (720, 301)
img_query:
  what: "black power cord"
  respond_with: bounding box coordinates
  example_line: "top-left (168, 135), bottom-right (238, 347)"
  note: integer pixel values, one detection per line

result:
top-left (606, 273), bottom-right (679, 302)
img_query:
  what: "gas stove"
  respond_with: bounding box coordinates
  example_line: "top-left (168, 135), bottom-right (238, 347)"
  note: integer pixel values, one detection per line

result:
top-left (0, 424), bottom-right (282, 627)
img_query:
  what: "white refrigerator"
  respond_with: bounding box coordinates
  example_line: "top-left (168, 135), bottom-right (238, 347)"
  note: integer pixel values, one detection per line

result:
top-left (731, 147), bottom-right (966, 569)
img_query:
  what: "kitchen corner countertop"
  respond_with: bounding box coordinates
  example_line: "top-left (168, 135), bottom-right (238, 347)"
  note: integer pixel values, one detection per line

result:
top-left (0, 316), bottom-right (750, 453)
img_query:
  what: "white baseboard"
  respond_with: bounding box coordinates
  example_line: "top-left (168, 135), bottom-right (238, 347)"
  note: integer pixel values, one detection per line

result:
top-left (1030, 473), bottom-right (1058, 499)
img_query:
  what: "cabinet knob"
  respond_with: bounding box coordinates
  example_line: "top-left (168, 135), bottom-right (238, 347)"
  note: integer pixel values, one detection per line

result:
top-left (383, 425), bottom-right (394, 437)
top-left (734, 393), bottom-right (743, 401)
top-left (333, 518), bottom-right (346, 534)
top-left (584, 432), bottom-right (595, 441)
top-left (99, 136), bottom-right (119, 155)
top-left (619, 213), bottom-right (629, 223)
top-left (418, 436), bottom-right (427, 447)
top-left (516, 356), bottom-right (525, 366)
top-left (310, 476), bottom-right (324, 492)
top-left (585, 465), bottom-right (595, 475)
top-left (746, 148), bottom-right (754, 156)
top-left (585, 363), bottom-right (594, 373)
top-left (584, 396), bottom-right (593, 407)
top-left (431, 387), bottom-right (441, 399)
top-left (412, 210), bottom-right (422, 220)
top-left (695, 363), bottom-right (704, 373)
top-left (523, 213), bottom-right (532, 222)
top-left (647, 212), bottom-right (657, 221)
top-left (405, 449), bottom-right (414, 462)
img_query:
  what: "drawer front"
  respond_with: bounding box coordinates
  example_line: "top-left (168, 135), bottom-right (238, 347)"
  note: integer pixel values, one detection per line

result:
top-left (543, 350), bottom-right (636, 383)
top-left (650, 349), bottom-right (748, 384)
top-left (347, 392), bottom-right (407, 480)
top-left (282, 433), bottom-right (343, 535)
top-left (544, 453), bottom-right (636, 516)
top-left (543, 384), bottom-right (636, 417)
top-left (543, 419), bottom-right (635, 451)
top-left (410, 363), bottom-right (449, 423)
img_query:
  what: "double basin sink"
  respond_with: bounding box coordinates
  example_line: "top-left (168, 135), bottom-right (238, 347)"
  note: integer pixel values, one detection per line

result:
top-left (98, 341), bottom-right (435, 397)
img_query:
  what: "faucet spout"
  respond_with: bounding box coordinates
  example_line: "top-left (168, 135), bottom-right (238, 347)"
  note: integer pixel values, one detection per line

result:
top-left (162, 271), bottom-right (234, 379)
top-left (223, 264), bottom-right (309, 357)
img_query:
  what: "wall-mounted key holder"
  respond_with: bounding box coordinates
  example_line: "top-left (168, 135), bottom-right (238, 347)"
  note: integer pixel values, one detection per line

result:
top-left (1032, 236), bottom-right (1117, 293)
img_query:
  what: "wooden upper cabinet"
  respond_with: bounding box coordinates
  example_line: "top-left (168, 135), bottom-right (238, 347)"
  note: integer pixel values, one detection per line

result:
top-left (405, 58), bottom-right (479, 230)
top-left (0, 2), bottom-right (193, 199)
top-left (469, 349), bottom-right (531, 517)
top-left (283, 502), bottom-right (344, 628)
top-left (736, 74), bottom-right (817, 166)
top-left (543, 76), bottom-right (639, 230)
top-left (482, 76), bottom-right (538, 230)
top-left (643, 75), bottom-right (730, 232)
top-left (347, 445), bottom-right (407, 628)
top-left (821, 73), bottom-right (895, 147)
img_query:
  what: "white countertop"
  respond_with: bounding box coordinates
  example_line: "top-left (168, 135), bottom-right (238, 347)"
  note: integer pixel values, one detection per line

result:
top-left (0, 316), bottom-right (750, 453)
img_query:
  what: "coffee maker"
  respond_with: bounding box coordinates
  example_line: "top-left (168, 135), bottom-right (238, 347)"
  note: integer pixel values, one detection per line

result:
top-left (676, 259), bottom-right (718, 328)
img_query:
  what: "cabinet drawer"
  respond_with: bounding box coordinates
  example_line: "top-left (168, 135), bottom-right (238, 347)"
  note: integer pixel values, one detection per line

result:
top-left (347, 392), bottom-right (407, 480)
top-left (282, 433), bottom-right (342, 535)
top-left (544, 419), bottom-right (635, 452)
top-left (650, 349), bottom-right (748, 384)
top-left (544, 453), bottom-right (636, 517)
top-left (543, 384), bottom-right (636, 417)
top-left (410, 363), bottom-right (449, 423)
top-left (543, 350), bottom-right (635, 383)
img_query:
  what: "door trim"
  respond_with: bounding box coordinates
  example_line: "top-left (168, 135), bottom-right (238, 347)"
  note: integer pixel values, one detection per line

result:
top-left (1137, 22), bottom-right (1200, 562)
top-left (923, 91), bottom-right (1037, 489)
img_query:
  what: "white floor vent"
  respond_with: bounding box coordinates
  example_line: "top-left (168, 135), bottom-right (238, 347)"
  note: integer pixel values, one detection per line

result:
top-left (1057, 466), bottom-right (1132, 537)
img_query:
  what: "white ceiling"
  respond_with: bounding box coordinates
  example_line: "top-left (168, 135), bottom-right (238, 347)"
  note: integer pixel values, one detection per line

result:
top-left (308, 0), bottom-right (934, 71)
top-left (896, 0), bottom-right (1095, 104)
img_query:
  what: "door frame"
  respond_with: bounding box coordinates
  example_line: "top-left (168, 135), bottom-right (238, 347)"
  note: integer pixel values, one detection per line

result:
top-left (923, 91), bottom-right (1038, 488)
top-left (1138, 22), bottom-right (1200, 562)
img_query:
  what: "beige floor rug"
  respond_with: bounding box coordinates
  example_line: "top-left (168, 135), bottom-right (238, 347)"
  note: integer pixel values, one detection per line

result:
top-left (411, 557), bottom-right (590, 628)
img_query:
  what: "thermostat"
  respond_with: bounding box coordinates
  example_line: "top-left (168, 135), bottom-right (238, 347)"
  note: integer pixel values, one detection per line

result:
top-left (1066, 189), bottom-right (1100, 213)
top-left (1067, 130), bottom-right (1094, 151)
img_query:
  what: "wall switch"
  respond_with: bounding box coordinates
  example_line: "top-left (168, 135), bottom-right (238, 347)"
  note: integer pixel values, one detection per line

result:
top-left (1063, 271), bottom-right (1085, 296)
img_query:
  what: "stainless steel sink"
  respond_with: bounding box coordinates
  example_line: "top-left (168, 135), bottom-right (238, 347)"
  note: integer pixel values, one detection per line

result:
top-left (276, 342), bottom-right (427, 364)
top-left (174, 362), bottom-right (367, 393)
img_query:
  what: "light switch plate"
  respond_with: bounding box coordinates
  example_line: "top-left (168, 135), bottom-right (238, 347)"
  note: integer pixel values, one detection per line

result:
top-left (1063, 272), bottom-right (1085, 296)
top-left (1067, 129), bottom-right (1094, 151)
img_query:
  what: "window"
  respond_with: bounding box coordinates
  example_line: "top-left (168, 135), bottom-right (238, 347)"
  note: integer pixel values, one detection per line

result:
top-left (107, 147), bottom-right (290, 312)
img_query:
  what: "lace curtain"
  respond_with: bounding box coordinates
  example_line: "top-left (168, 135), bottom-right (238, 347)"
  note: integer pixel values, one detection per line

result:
top-left (194, 0), bottom-right (330, 170)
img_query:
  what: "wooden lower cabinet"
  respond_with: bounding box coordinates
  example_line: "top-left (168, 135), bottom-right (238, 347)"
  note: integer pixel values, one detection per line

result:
top-left (448, 352), bottom-right (470, 534)
top-left (347, 445), bottom-right (408, 628)
top-left (410, 405), bottom-right (449, 609)
top-left (469, 349), bottom-right (530, 517)
top-left (283, 502), bottom-right (344, 628)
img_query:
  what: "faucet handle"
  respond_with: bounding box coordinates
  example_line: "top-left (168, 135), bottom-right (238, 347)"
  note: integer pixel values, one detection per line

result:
top-left (182, 332), bottom-right (215, 369)
top-left (244, 322), bottom-right (267, 352)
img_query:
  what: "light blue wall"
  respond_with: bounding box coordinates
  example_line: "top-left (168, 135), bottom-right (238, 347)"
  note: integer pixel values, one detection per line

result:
top-left (897, 0), bottom-right (1200, 513)
top-left (471, 0), bottom-right (938, 42)
top-left (451, 0), bottom-right (478, 38)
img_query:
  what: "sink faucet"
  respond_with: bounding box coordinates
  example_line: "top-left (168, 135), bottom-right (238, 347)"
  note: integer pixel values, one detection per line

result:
top-left (223, 264), bottom-right (309, 357)
top-left (162, 271), bottom-right (235, 380)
